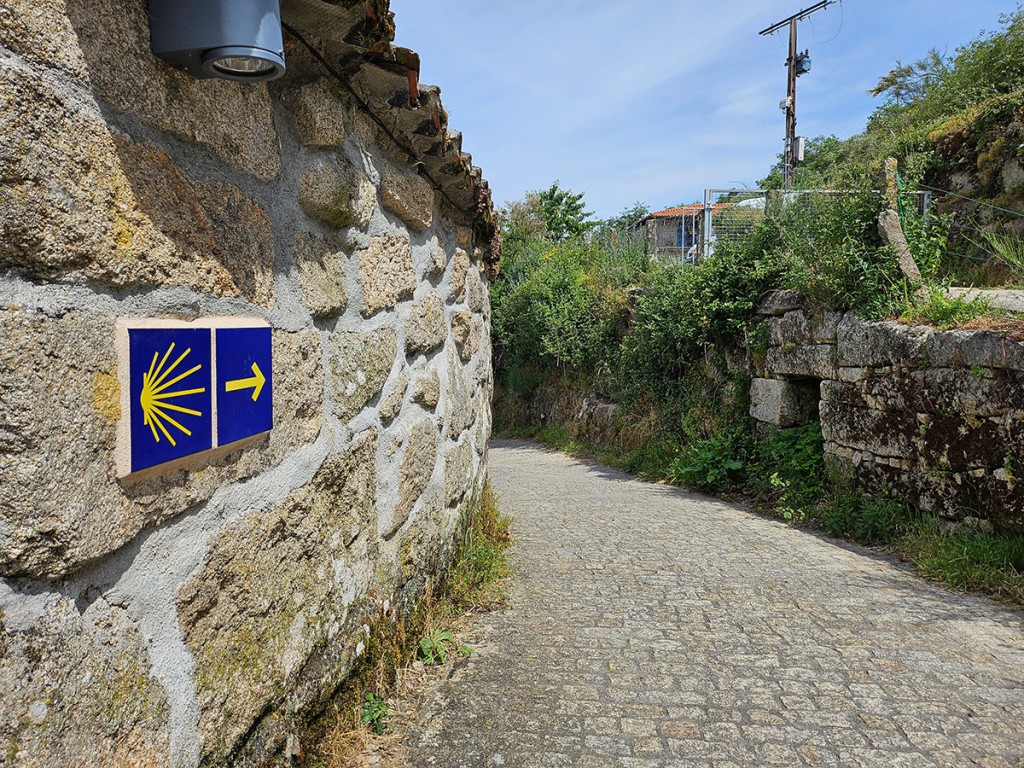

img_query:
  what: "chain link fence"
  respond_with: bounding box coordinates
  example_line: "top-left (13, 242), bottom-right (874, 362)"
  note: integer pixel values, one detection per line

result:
top-left (917, 184), bottom-right (1024, 285)
top-left (635, 183), bottom-right (1024, 290)
top-left (696, 188), bottom-right (935, 260)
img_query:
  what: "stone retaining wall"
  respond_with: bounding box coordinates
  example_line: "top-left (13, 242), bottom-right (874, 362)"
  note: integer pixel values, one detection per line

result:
top-left (0, 1), bottom-right (495, 765)
top-left (753, 294), bottom-right (1024, 533)
top-left (494, 385), bottom-right (622, 446)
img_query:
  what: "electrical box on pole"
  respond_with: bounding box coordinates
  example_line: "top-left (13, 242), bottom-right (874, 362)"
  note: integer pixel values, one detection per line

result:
top-left (796, 51), bottom-right (812, 76)
top-left (759, 1), bottom-right (837, 188)
top-left (795, 137), bottom-right (807, 163)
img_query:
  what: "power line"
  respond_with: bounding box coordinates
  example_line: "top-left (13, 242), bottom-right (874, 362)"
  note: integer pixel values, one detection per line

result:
top-left (819, 1), bottom-right (845, 45)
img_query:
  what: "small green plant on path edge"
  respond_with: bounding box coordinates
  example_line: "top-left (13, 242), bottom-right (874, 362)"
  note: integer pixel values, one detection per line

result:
top-left (418, 627), bottom-right (473, 666)
top-left (359, 693), bottom-right (390, 736)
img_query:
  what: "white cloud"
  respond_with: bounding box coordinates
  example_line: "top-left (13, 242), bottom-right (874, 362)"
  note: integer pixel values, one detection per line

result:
top-left (391, 0), bottom-right (1011, 218)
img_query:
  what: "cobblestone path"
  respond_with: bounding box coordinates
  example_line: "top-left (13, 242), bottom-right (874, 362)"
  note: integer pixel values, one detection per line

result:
top-left (402, 440), bottom-right (1024, 767)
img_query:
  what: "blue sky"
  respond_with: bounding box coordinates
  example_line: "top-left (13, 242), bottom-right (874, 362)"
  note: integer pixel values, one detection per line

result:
top-left (390, 1), bottom-right (1018, 219)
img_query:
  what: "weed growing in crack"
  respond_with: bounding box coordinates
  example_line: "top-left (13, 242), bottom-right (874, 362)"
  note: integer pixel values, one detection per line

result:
top-left (418, 628), bottom-right (472, 666)
top-left (360, 693), bottom-right (390, 736)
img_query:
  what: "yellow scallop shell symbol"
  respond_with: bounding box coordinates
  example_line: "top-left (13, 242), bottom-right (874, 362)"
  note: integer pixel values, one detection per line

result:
top-left (139, 342), bottom-right (206, 447)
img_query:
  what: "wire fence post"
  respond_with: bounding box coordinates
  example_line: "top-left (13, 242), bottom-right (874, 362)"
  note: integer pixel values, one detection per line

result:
top-left (702, 189), bottom-right (714, 260)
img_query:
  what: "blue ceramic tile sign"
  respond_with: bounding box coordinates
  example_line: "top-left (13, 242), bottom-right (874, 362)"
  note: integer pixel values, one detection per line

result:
top-left (216, 326), bottom-right (273, 446)
top-left (129, 327), bottom-right (213, 472)
top-left (123, 321), bottom-right (273, 475)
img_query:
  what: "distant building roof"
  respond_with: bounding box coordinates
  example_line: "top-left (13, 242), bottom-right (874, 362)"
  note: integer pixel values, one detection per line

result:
top-left (639, 203), bottom-right (732, 224)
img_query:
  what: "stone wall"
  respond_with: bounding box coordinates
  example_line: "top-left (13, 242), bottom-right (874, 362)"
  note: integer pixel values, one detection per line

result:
top-left (495, 287), bottom-right (1022, 536)
top-left (0, 1), bottom-right (495, 765)
top-left (494, 385), bottom-right (623, 446)
top-left (753, 294), bottom-right (1024, 534)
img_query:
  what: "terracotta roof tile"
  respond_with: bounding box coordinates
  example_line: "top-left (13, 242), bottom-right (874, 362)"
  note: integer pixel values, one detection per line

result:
top-left (282, 0), bottom-right (500, 274)
top-left (642, 203), bottom-right (732, 222)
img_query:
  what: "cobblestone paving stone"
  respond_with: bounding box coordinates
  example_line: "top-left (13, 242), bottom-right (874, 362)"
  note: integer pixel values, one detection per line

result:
top-left (402, 440), bottom-right (1024, 767)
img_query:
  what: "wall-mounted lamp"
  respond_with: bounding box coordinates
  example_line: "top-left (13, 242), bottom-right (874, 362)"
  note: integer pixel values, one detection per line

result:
top-left (148, 0), bottom-right (286, 82)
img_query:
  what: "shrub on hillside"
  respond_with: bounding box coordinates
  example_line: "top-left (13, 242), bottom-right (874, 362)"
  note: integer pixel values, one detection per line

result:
top-left (618, 230), bottom-right (787, 400)
top-left (491, 240), bottom-right (628, 380)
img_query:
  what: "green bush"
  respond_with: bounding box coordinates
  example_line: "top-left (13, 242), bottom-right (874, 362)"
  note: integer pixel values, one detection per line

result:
top-left (777, 190), bottom-right (908, 318)
top-left (492, 241), bottom-right (626, 377)
top-left (618, 238), bottom-right (786, 400)
top-left (668, 428), bottom-right (748, 492)
top-left (750, 423), bottom-right (826, 523)
top-left (934, 9), bottom-right (1024, 115)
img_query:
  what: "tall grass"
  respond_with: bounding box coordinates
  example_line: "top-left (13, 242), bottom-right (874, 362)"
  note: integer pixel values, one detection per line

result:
top-left (982, 229), bottom-right (1024, 283)
top-left (903, 522), bottom-right (1024, 603)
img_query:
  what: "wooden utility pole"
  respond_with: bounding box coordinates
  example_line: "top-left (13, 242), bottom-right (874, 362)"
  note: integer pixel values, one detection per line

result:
top-left (784, 18), bottom-right (798, 188)
top-left (759, 1), bottom-right (837, 187)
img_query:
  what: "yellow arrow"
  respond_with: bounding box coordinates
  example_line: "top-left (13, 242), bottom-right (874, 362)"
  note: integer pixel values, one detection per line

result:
top-left (224, 362), bottom-right (266, 402)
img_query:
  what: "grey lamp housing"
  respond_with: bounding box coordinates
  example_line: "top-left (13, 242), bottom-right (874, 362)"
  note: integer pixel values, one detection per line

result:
top-left (148, 0), bottom-right (286, 82)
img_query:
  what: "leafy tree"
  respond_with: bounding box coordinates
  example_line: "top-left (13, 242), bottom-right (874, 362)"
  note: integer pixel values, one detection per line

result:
top-left (498, 193), bottom-right (546, 252)
top-left (498, 181), bottom-right (598, 248)
top-left (602, 201), bottom-right (650, 232)
top-left (869, 48), bottom-right (948, 106)
top-left (538, 181), bottom-right (594, 242)
top-left (760, 135), bottom-right (881, 190)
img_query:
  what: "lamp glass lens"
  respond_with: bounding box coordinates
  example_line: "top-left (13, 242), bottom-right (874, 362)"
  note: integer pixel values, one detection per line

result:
top-left (211, 56), bottom-right (275, 76)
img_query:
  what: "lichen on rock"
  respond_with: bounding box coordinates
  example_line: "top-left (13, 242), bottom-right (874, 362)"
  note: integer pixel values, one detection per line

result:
top-left (0, 593), bottom-right (171, 768)
top-left (404, 292), bottom-right (447, 355)
top-left (329, 328), bottom-right (398, 422)
top-left (392, 419), bottom-right (439, 535)
top-left (299, 159), bottom-right (376, 230)
top-left (359, 235), bottom-right (417, 316)
top-left (379, 161), bottom-right (435, 231)
top-left (176, 431), bottom-right (378, 762)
